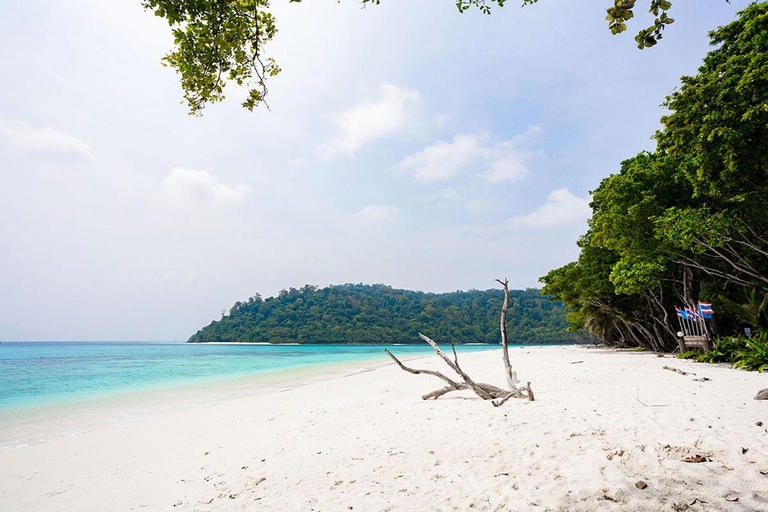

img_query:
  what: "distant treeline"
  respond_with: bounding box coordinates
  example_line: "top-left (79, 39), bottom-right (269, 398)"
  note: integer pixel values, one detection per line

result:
top-left (188, 284), bottom-right (578, 344)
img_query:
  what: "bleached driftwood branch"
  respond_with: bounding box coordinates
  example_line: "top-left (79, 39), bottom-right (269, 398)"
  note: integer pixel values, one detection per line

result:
top-left (384, 348), bottom-right (469, 400)
top-left (387, 278), bottom-right (533, 406)
top-left (496, 278), bottom-right (520, 390)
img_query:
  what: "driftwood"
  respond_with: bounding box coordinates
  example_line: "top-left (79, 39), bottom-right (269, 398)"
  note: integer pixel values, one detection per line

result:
top-left (663, 366), bottom-right (693, 376)
top-left (386, 278), bottom-right (533, 406)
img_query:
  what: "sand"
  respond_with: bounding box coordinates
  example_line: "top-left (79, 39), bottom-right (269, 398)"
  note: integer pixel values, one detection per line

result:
top-left (0, 345), bottom-right (766, 511)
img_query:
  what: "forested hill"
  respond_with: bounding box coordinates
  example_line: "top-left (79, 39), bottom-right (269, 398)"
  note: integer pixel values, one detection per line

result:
top-left (188, 284), bottom-right (577, 344)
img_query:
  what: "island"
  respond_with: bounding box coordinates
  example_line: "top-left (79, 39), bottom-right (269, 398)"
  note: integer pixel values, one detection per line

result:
top-left (188, 283), bottom-right (579, 344)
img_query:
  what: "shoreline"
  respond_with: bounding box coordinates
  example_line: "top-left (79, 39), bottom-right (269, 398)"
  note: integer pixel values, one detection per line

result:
top-left (1, 346), bottom-right (766, 511)
top-left (0, 349), bottom-right (435, 452)
top-left (188, 341), bottom-right (583, 345)
top-left (0, 342), bottom-right (532, 424)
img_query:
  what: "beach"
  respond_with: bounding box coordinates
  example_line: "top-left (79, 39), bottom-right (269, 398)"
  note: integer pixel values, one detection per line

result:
top-left (0, 345), bottom-right (766, 511)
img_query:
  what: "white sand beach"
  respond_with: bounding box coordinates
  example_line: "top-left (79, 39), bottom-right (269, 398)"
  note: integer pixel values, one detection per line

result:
top-left (0, 345), bottom-right (766, 511)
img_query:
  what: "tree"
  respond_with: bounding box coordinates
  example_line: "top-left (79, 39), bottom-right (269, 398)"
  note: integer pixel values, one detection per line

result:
top-left (541, 3), bottom-right (768, 348)
top-left (654, 1), bottom-right (768, 295)
top-left (143, 0), bottom-right (682, 115)
top-left (189, 283), bottom-right (576, 343)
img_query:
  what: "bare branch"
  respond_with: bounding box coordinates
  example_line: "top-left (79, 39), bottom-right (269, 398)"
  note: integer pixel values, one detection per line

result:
top-left (386, 280), bottom-right (533, 406)
top-left (495, 277), bottom-right (520, 390)
top-left (384, 349), bottom-right (463, 389)
top-left (418, 333), bottom-right (495, 399)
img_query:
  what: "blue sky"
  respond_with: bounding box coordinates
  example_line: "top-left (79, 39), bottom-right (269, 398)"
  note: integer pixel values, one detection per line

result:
top-left (0, 0), bottom-right (751, 341)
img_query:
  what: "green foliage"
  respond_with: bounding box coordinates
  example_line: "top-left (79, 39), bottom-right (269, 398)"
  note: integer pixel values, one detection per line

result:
top-left (656, 3), bottom-right (768, 201)
top-left (605, 0), bottom-right (675, 48)
top-left (732, 332), bottom-right (768, 371)
top-left (634, 1), bottom-right (675, 49)
top-left (142, 0), bottom-right (289, 115)
top-left (719, 286), bottom-right (768, 330)
top-left (188, 283), bottom-right (577, 343)
top-left (651, 1), bottom-right (768, 298)
top-left (145, 0), bottom-right (691, 114)
top-left (655, 207), bottom-right (734, 254)
top-left (678, 332), bottom-right (768, 371)
top-left (541, 3), bottom-right (768, 351)
top-left (697, 335), bottom-right (741, 364)
top-left (589, 152), bottom-right (690, 295)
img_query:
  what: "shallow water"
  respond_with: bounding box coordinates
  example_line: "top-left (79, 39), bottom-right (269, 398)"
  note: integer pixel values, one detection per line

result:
top-left (0, 342), bottom-right (509, 450)
top-left (0, 342), bottom-right (500, 412)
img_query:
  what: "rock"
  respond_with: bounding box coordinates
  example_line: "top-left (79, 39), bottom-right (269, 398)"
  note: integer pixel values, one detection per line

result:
top-left (755, 388), bottom-right (768, 400)
top-left (635, 481), bottom-right (648, 490)
top-left (757, 422), bottom-right (764, 427)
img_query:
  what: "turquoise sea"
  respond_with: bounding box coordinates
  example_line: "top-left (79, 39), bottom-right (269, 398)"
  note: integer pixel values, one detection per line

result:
top-left (0, 342), bottom-right (501, 412)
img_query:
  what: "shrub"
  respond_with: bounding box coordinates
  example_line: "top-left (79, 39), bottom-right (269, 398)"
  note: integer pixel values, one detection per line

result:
top-left (733, 332), bottom-right (768, 372)
top-left (677, 332), bottom-right (768, 372)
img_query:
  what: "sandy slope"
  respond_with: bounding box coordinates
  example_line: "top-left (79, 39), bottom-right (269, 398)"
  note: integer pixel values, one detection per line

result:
top-left (0, 346), bottom-right (766, 511)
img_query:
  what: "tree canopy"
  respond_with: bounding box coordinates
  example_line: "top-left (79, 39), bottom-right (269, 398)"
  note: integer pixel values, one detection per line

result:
top-left (541, 2), bottom-right (768, 350)
top-left (144, 0), bottom-right (681, 115)
top-left (188, 283), bottom-right (578, 343)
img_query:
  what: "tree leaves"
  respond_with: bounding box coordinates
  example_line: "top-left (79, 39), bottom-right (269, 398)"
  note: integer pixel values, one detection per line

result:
top-left (145, 0), bottom-right (691, 114)
top-left (142, 0), bottom-right (281, 115)
top-left (189, 284), bottom-right (577, 343)
top-left (541, 3), bottom-right (768, 348)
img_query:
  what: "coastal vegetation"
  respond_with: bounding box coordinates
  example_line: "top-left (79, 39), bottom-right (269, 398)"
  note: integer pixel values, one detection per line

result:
top-left (540, 3), bottom-right (768, 357)
top-left (188, 283), bottom-right (577, 343)
top-left (680, 332), bottom-right (768, 372)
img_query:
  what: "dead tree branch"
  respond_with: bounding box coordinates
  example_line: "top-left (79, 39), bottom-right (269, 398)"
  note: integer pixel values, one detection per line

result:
top-left (386, 279), bottom-right (534, 406)
top-left (495, 278), bottom-right (521, 390)
top-left (384, 349), bottom-right (469, 400)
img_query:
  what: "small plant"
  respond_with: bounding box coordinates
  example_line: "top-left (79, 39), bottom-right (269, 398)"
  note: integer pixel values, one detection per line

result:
top-left (733, 331), bottom-right (768, 372)
top-left (678, 350), bottom-right (700, 360)
top-left (698, 336), bottom-right (740, 364)
top-left (678, 332), bottom-right (768, 372)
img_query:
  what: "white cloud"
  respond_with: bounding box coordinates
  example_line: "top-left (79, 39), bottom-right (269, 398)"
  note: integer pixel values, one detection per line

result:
top-left (0, 121), bottom-right (92, 161)
top-left (320, 84), bottom-right (420, 157)
top-left (464, 199), bottom-right (488, 213)
top-left (397, 131), bottom-right (533, 183)
top-left (481, 142), bottom-right (529, 183)
top-left (426, 187), bottom-right (488, 213)
top-left (427, 186), bottom-right (461, 202)
top-left (507, 188), bottom-right (591, 229)
top-left (511, 124), bottom-right (542, 145)
top-left (433, 114), bottom-right (448, 127)
top-left (161, 270), bottom-right (200, 283)
top-left (397, 134), bottom-right (482, 182)
top-left (358, 204), bottom-right (401, 222)
top-left (162, 168), bottom-right (250, 209)
top-left (289, 156), bottom-right (309, 166)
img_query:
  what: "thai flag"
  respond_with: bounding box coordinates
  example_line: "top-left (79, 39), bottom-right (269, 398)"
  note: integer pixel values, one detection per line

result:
top-left (675, 306), bottom-right (684, 319)
top-left (685, 307), bottom-right (700, 320)
top-left (699, 302), bottom-right (714, 318)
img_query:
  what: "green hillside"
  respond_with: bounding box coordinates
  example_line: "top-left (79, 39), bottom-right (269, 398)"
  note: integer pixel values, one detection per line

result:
top-left (189, 284), bottom-right (578, 344)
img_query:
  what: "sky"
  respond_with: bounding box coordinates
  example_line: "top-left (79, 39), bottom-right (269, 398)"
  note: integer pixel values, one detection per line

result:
top-left (0, 0), bottom-right (751, 341)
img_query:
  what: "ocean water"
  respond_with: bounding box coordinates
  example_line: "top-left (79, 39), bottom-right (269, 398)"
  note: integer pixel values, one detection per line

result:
top-left (0, 342), bottom-right (500, 412)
